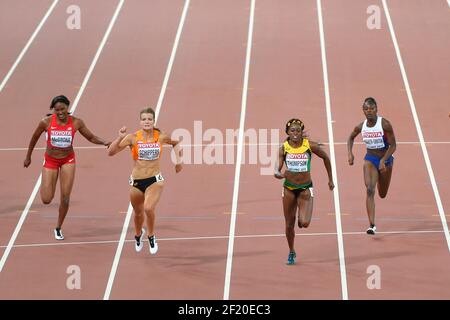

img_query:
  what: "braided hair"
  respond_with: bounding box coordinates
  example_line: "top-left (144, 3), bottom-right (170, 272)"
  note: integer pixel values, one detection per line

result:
top-left (285, 118), bottom-right (304, 134)
top-left (285, 118), bottom-right (306, 142)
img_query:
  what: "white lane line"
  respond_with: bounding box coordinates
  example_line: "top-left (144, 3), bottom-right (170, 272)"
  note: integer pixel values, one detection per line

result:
top-left (3, 229), bottom-right (444, 249)
top-left (103, 0), bottom-right (191, 301)
top-left (103, 203), bottom-right (133, 300)
top-left (0, 0), bottom-right (125, 274)
top-left (0, 0), bottom-right (59, 94)
top-left (70, 0), bottom-right (125, 112)
top-left (223, 0), bottom-right (255, 301)
top-left (317, 0), bottom-right (348, 300)
top-left (382, 0), bottom-right (450, 253)
top-left (0, 175), bottom-right (41, 272)
top-left (154, 0), bottom-right (191, 122)
top-left (1, 141), bottom-right (450, 151)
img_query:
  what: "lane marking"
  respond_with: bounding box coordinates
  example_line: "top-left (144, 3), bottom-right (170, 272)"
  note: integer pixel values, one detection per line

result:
top-left (154, 0), bottom-right (190, 122)
top-left (317, 0), bottom-right (348, 300)
top-left (0, 175), bottom-right (42, 273)
top-left (223, 0), bottom-right (256, 301)
top-left (382, 0), bottom-right (450, 253)
top-left (103, 0), bottom-right (191, 300)
top-left (223, 212), bottom-right (246, 215)
top-left (3, 229), bottom-right (444, 249)
top-left (103, 203), bottom-right (132, 300)
top-left (0, 0), bottom-right (125, 274)
top-left (0, 0), bottom-right (59, 93)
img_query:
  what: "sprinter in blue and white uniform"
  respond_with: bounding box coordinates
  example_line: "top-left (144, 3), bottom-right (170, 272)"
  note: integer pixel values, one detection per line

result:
top-left (347, 97), bottom-right (397, 235)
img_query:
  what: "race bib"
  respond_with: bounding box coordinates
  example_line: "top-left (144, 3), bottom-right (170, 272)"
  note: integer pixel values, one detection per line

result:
top-left (50, 131), bottom-right (72, 148)
top-left (137, 142), bottom-right (160, 161)
top-left (285, 153), bottom-right (309, 172)
top-left (362, 131), bottom-right (385, 149)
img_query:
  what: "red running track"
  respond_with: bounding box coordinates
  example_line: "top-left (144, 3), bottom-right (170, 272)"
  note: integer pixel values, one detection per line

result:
top-left (0, 0), bottom-right (449, 299)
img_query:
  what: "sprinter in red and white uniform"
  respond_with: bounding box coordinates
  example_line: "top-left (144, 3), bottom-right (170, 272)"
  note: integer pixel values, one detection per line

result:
top-left (24, 95), bottom-right (111, 240)
top-left (108, 107), bottom-right (182, 255)
top-left (347, 97), bottom-right (397, 235)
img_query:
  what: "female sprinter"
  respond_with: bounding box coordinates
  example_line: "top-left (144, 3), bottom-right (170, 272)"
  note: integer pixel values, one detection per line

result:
top-left (24, 95), bottom-right (111, 240)
top-left (108, 107), bottom-right (182, 254)
top-left (274, 119), bottom-right (334, 265)
top-left (347, 97), bottom-right (396, 235)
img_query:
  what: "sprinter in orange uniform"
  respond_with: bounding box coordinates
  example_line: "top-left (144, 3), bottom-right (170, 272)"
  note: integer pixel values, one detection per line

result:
top-left (108, 107), bottom-right (182, 254)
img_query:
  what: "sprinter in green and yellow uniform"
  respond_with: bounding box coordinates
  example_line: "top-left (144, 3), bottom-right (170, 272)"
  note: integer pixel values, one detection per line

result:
top-left (274, 119), bottom-right (334, 265)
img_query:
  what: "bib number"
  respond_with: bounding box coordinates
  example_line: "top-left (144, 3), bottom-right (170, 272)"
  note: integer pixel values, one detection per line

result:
top-left (51, 135), bottom-right (72, 148)
top-left (285, 154), bottom-right (309, 172)
top-left (137, 142), bottom-right (160, 161)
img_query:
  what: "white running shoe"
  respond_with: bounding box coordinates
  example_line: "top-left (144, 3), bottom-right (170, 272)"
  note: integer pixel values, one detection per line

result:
top-left (366, 225), bottom-right (377, 235)
top-left (135, 228), bottom-right (146, 252)
top-left (149, 235), bottom-right (158, 255)
top-left (54, 228), bottom-right (64, 240)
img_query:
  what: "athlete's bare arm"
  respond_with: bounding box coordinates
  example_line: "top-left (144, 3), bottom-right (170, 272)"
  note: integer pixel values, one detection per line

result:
top-left (75, 118), bottom-right (110, 146)
top-left (274, 144), bottom-right (285, 179)
top-left (24, 117), bottom-right (50, 167)
top-left (310, 141), bottom-right (334, 190)
top-left (159, 132), bottom-right (182, 173)
top-left (347, 122), bottom-right (363, 165)
top-left (108, 127), bottom-right (134, 156)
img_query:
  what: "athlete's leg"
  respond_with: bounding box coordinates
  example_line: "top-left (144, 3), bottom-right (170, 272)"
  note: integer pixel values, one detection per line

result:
top-left (130, 187), bottom-right (145, 236)
top-left (41, 167), bottom-right (59, 204)
top-left (143, 181), bottom-right (164, 237)
top-left (297, 187), bottom-right (314, 228)
top-left (57, 163), bottom-right (75, 229)
top-left (282, 188), bottom-right (298, 252)
top-left (364, 160), bottom-right (379, 226)
top-left (378, 162), bottom-right (393, 198)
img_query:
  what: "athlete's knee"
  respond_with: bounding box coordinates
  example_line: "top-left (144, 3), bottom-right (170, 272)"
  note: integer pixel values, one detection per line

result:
top-left (285, 222), bottom-right (295, 230)
top-left (366, 186), bottom-right (376, 197)
top-left (134, 209), bottom-right (144, 217)
top-left (61, 195), bottom-right (70, 206)
top-left (42, 197), bottom-right (52, 205)
top-left (144, 205), bottom-right (156, 216)
top-left (379, 190), bottom-right (388, 199)
top-left (41, 193), bottom-right (53, 204)
top-left (300, 221), bottom-right (310, 228)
